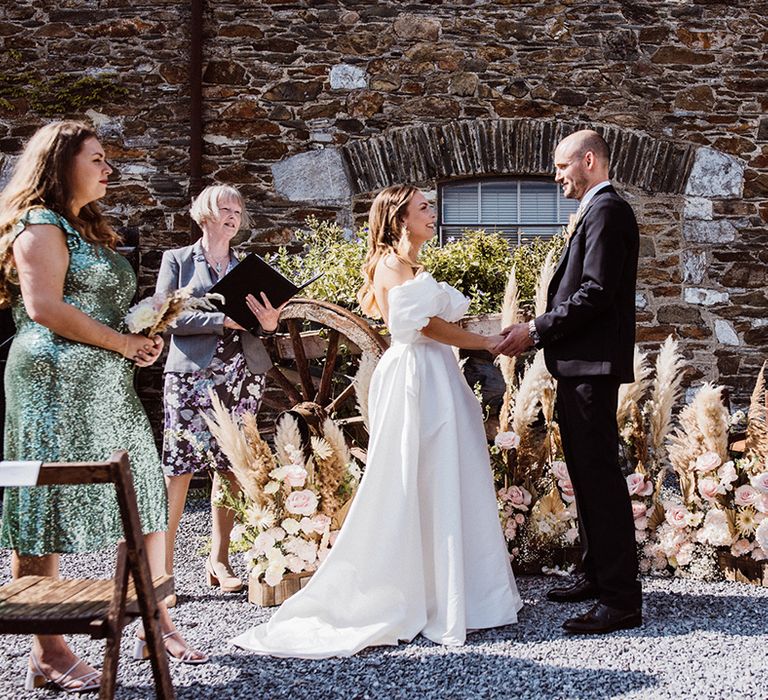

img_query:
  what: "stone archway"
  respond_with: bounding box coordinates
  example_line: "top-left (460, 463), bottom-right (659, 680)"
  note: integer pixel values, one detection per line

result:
top-left (270, 118), bottom-right (743, 203)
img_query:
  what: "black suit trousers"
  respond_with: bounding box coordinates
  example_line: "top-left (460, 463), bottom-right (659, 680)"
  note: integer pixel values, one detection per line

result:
top-left (556, 376), bottom-right (641, 610)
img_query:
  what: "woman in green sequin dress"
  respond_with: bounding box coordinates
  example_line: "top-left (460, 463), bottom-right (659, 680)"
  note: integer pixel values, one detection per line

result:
top-left (0, 121), bottom-right (207, 692)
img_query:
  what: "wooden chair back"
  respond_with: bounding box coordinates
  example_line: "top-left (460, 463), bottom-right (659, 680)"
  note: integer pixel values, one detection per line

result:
top-left (0, 450), bottom-right (175, 699)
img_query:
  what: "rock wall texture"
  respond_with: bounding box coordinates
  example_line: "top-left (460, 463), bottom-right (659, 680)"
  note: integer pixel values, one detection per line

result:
top-left (1, 0), bottom-right (766, 418)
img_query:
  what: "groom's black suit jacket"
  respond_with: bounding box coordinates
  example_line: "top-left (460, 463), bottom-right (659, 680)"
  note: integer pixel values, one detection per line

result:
top-left (534, 185), bottom-right (639, 383)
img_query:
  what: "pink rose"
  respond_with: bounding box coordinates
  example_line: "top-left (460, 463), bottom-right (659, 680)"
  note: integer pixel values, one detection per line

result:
top-left (698, 477), bottom-right (722, 502)
top-left (283, 464), bottom-right (308, 488)
top-left (626, 473), bottom-right (653, 497)
top-left (285, 489), bottom-right (319, 516)
top-left (500, 485), bottom-right (532, 511)
top-left (734, 484), bottom-right (759, 507)
top-left (494, 431), bottom-right (521, 451)
top-left (310, 514), bottom-right (332, 534)
top-left (755, 494), bottom-right (768, 514)
top-left (559, 479), bottom-right (575, 502)
top-left (749, 472), bottom-right (768, 494)
top-left (695, 451), bottom-right (722, 473)
top-left (665, 503), bottom-right (691, 529)
top-left (514, 513), bottom-right (525, 525)
top-left (731, 539), bottom-right (753, 557)
top-left (551, 461), bottom-right (570, 482)
top-left (632, 502), bottom-right (648, 519)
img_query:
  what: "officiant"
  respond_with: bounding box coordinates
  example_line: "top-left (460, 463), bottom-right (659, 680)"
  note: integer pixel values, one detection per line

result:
top-left (155, 184), bottom-right (281, 599)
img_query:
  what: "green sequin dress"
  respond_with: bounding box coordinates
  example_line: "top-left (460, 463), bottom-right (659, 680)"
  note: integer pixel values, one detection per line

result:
top-left (0, 207), bottom-right (167, 555)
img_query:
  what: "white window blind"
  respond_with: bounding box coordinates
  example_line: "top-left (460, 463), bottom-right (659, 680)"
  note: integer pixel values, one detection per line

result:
top-left (440, 179), bottom-right (579, 244)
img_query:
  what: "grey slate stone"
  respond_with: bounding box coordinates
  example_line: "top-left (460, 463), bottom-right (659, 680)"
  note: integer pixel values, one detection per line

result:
top-left (271, 148), bottom-right (353, 204)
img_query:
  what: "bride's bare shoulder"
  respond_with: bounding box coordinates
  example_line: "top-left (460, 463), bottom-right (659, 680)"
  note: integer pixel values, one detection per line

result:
top-left (374, 253), bottom-right (413, 286)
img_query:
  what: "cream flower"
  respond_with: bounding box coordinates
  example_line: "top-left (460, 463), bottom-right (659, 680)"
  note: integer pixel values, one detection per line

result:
top-left (755, 519), bottom-right (768, 553)
top-left (286, 555), bottom-right (306, 574)
top-left (264, 480), bottom-right (281, 495)
top-left (696, 508), bottom-right (734, 547)
top-left (281, 518), bottom-right (301, 535)
top-left (695, 451), bottom-right (722, 473)
top-left (124, 298), bottom-right (158, 333)
top-left (266, 526), bottom-right (286, 542)
top-left (264, 563), bottom-right (285, 587)
top-left (247, 505), bottom-right (276, 530)
top-left (310, 436), bottom-right (333, 460)
top-left (717, 461), bottom-right (738, 488)
top-left (735, 508), bottom-right (759, 536)
top-left (253, 531), bottom-right (276, 556)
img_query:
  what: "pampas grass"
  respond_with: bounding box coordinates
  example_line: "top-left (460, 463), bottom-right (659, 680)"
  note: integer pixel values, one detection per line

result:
top-left (667, 382), bottom-right (729, 506)
top-left (745, 361), bottom-right (768, 468)
top-left (203, 391), bottom-right (274, 508)
top-left (274, 413), bottom-right (304, 466)
top-left (534, 249), bottom-right (556, 317)
top-left (498, 264), bottom-right (521, 388)
top-left (313, 424), bottom-right (348, 518)
top-left (617, 347), bottom-right (652, 428)
top-left (645, 335), bottom-right (685, 469)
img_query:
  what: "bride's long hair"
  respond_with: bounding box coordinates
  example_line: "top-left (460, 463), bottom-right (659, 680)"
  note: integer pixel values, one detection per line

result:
top-left (357, 185), bottom-right (422, 319)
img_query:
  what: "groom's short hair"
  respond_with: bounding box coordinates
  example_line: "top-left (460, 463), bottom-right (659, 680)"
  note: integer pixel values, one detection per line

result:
top-left (576, 131), bottom-right (610, 165)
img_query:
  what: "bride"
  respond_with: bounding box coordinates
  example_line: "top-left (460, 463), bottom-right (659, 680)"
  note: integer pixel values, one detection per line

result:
top-left (231, 185), bottom-right (522, 658)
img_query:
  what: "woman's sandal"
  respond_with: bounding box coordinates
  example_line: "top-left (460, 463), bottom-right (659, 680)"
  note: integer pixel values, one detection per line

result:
top-left (205, 556), bottom-right (243, 593)
top-left (25, 653), bottom-right (101, 694)
top-left (132, 630), bottom-right (209, 665)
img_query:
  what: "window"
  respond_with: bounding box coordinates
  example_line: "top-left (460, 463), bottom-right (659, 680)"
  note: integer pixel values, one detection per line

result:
top-left (439, 178), bottom-right (579, 245)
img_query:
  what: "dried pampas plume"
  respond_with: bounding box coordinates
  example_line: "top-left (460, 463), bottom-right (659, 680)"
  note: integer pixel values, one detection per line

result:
top-left (498, 264), bottom-right (520, 387)
top-left (313, 423), bottom-right (348, 518)
top-left (645, 335), bottom-right (685, 468)
top-left (745, 361), bottom-right (768, 467)
top-left (274, 413), bottom-right (303, 466)
top-left (203, 390), bottom-right (274, 508)
top-left (353, 352), bottom-right (378, 432)
top-left (534, 249), bottom-right (557, 318)
top-left (617, 347), bottom-right (652, 428)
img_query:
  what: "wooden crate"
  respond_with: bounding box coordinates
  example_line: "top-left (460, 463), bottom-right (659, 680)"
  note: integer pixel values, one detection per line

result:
top-left (717, 551), bottom-right (768, 587)
top-left (248, 570), bottom-right (314, 606)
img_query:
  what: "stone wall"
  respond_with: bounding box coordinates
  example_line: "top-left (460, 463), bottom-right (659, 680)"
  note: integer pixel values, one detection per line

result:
top-left (1, 0), bottom-right (767, 415)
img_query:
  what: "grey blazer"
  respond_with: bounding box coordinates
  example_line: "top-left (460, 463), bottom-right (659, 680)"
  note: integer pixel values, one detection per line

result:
top-left (155, 241), bottom-right (273, 375)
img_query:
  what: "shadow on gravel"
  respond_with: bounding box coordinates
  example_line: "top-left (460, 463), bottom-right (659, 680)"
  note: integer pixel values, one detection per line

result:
top-left (204, 649), bottom-right (658, 700)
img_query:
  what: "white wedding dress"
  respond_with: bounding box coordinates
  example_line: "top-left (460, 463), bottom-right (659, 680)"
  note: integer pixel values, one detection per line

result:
top-left (230, 273), bottom-right (522, 658)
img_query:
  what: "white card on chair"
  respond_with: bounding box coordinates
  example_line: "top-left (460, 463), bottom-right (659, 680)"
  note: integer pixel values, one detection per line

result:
top-left (0, 461), bottom-right (42, 486)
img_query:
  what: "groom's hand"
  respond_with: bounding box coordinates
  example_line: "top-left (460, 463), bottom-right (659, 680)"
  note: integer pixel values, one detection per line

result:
top-left (494, 322), bottom-right (534, 356)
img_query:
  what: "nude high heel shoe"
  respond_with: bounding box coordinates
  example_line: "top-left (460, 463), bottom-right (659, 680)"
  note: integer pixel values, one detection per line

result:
top-left (132, 631), bottom-right (209, 665)
top-left (25, 654), bottom-right (101, 694)
top-left (205, 556), bottom-right (243, 593)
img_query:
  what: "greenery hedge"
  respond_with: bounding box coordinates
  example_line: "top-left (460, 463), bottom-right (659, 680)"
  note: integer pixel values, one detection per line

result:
top-left (268, 217), bottom-right (565, 317)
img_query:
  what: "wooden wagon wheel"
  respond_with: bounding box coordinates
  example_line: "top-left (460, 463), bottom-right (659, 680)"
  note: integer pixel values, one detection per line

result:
top-left (260, 298), bottom-right (389, 458)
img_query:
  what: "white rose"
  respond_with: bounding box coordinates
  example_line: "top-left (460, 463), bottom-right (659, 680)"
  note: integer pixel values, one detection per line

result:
top-left (695, 451), bottom-right (722, 473)
top-left (264, 563), bottom-right (285, 587)
top-left (281, 518), bottom-right (301, 535)
top-left (264, 480), bottom-right (280, 495)
top-left (717, 461), bottom-right (737, 489)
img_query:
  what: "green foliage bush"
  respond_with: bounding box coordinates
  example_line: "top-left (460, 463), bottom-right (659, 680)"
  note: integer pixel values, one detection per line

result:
top-left (267, 217), bottom-right (565, 317)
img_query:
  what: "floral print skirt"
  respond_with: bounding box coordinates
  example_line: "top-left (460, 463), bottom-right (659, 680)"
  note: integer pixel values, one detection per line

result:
top-left (162, 331), bottom-right (266, 476)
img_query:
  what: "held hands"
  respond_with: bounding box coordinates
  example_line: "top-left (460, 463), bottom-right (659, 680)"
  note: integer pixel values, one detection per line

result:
top-left (483, 333), bottom-right (508, 356)
top-left (493, 323), bottom-right (534, 357)
top-left (122, 334), bottom-right (164, 367)
top-left (245, 292), bottom-right (287, 333)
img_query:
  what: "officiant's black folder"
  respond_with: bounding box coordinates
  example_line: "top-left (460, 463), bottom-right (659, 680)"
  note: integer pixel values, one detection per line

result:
top-left (209, 254), bottom-right (322, 333)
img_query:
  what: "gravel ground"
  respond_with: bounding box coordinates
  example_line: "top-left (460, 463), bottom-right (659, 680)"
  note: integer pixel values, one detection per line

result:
top-left (2, 497), bottom-right (767, 700)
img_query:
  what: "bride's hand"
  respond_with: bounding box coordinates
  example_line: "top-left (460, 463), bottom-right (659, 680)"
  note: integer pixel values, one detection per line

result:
top-left (483, 333), bottom-right (506, 355)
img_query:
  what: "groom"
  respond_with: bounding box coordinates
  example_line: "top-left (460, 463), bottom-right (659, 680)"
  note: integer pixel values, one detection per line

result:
top-left (495, 129), bottom-right (642, 634)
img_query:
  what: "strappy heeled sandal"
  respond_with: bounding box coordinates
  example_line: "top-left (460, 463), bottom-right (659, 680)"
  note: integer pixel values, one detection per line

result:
top-left (132, 630), bottom-right (209, 665)
top-left (25, 654), bottom-right (101, 694)
top-left (205, 556), bottom-right (243, 593)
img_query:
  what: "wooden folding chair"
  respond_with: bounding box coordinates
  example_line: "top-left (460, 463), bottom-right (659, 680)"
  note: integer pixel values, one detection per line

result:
top-left (0, 450), bottom-right (175, 699)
